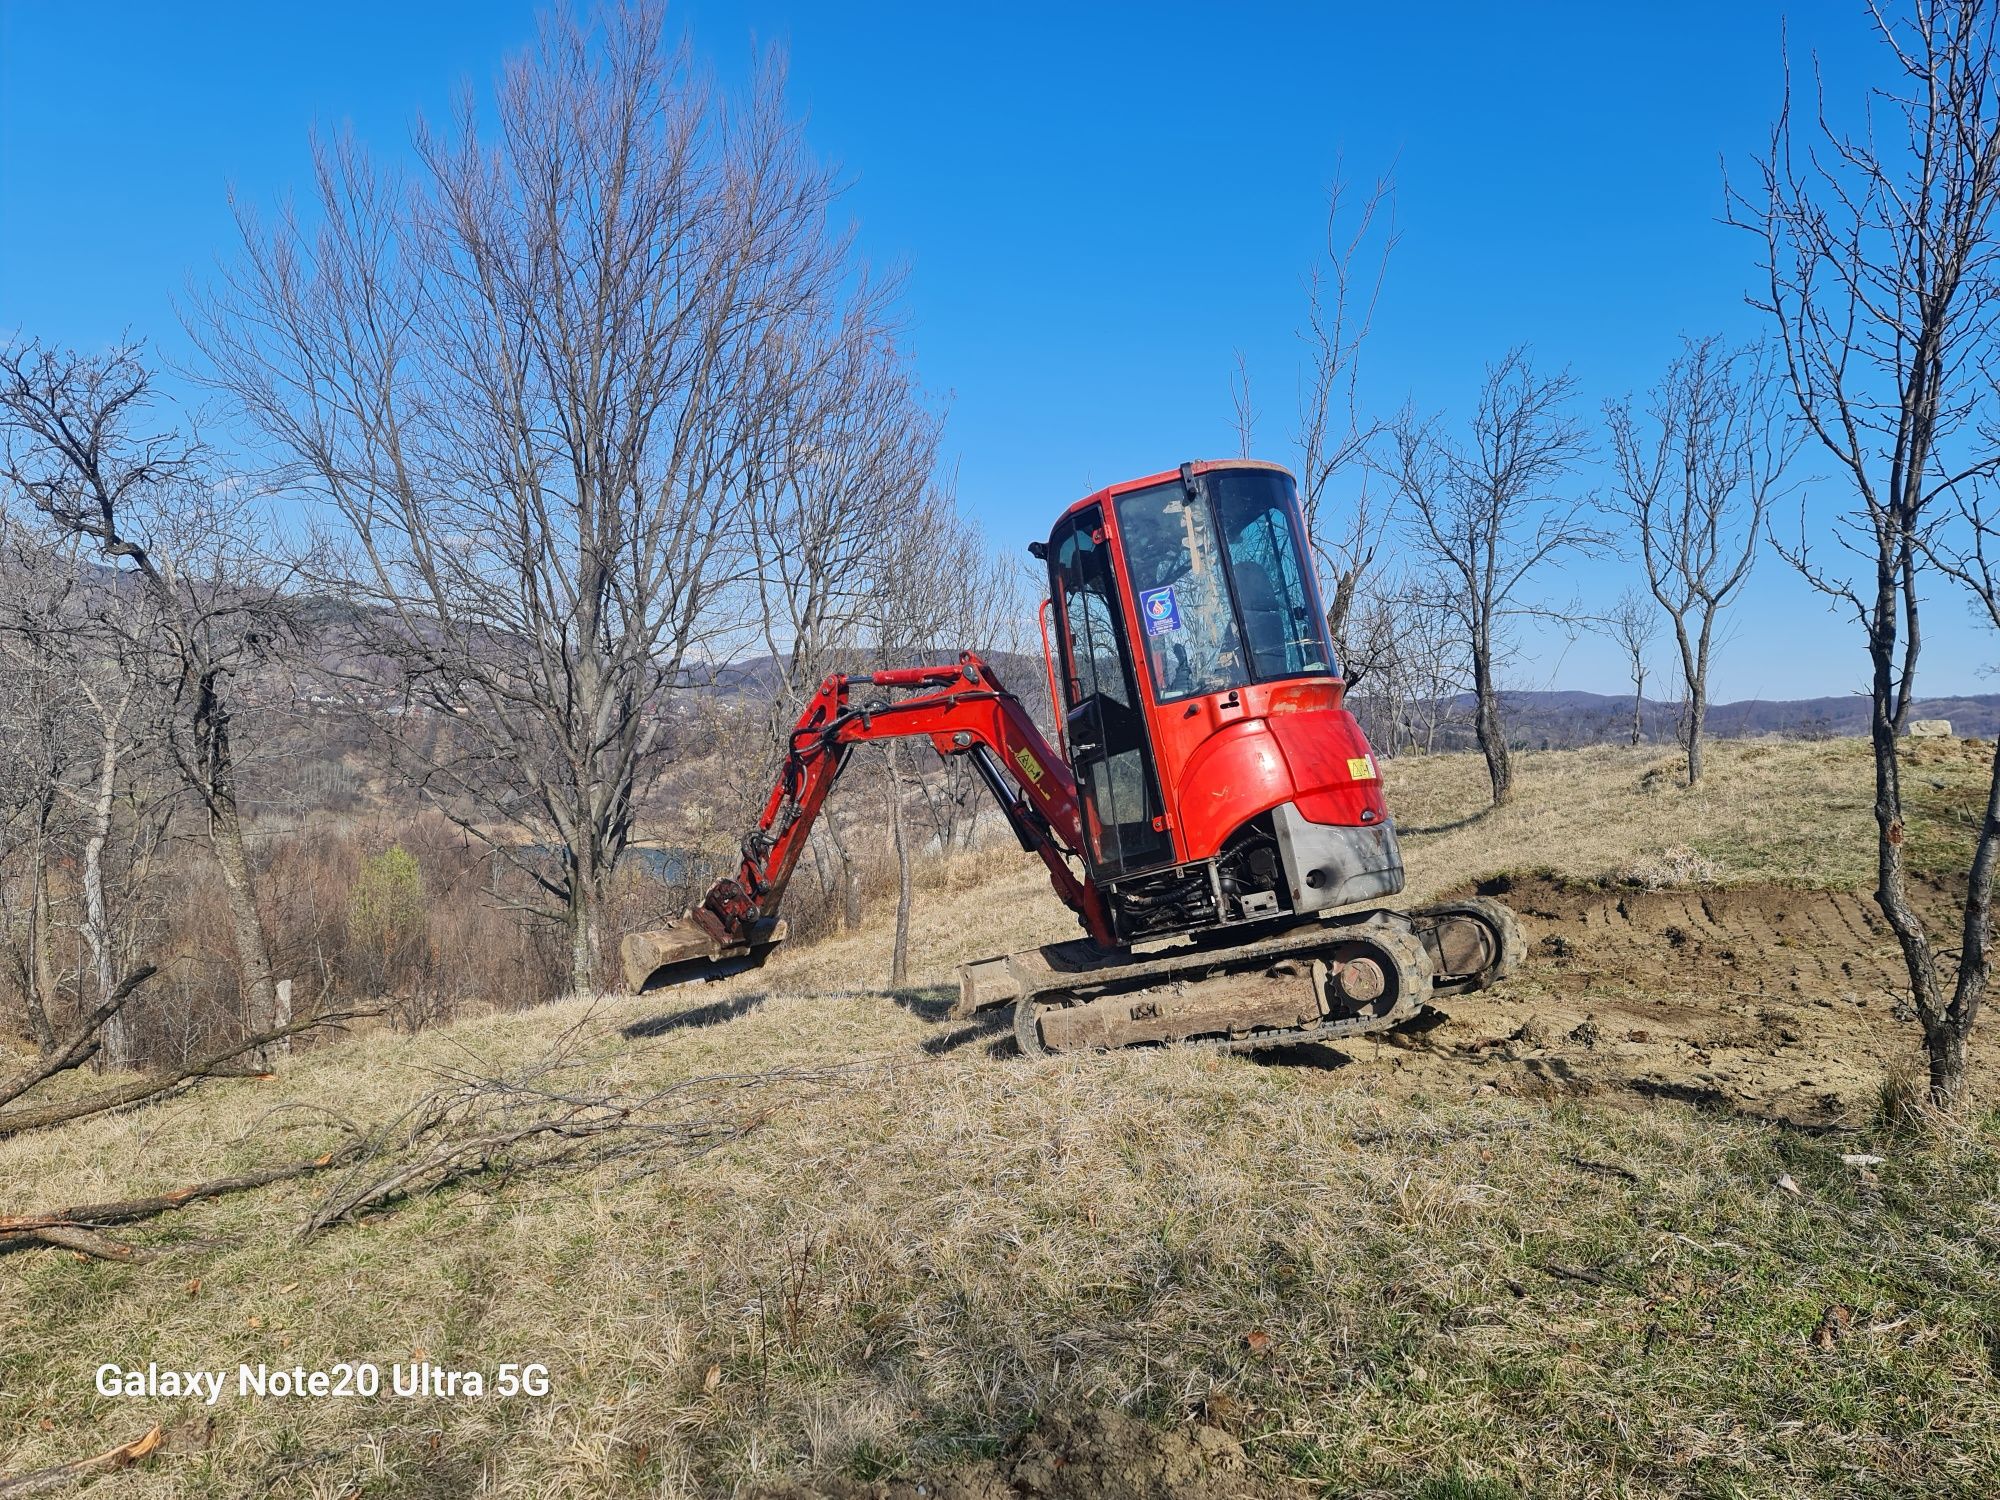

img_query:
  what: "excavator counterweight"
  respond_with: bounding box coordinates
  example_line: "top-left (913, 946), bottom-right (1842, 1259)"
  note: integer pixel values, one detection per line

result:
top-left (623, 460), bottom-right (1521, 1055)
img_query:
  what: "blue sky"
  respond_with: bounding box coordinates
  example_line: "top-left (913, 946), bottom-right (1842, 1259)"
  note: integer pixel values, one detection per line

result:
top-left (2, 1), bottom-right (1990, 700)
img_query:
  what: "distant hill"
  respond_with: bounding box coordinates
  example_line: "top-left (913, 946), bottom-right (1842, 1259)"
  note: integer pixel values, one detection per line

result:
top-left (1412, 689), bottom-right (2000, 749)
top-left (702, 658), bottom-right (2000, 746)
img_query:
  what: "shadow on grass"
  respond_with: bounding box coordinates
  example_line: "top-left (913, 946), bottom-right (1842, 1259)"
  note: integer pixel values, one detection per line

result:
top-left (885, 986), bottom-right (959, 1021)
top-left (1403, 806), bottom-right (1498, 837)
top-left (926, 1009), bottom-right (1014, 1056)
top-left (1249, 1041), bottom-right (1357, 1071)
top-left (884, 986), bottom-right (1016, 1057)
top-left (621, 991), bottom-right (769, 1038)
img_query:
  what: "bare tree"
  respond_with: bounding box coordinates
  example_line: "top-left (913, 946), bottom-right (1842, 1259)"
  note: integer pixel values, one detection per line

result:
top-left (1341, 577), bottom-right (1464, 755)
top-left (197, 7), bottom-right (892, 993)
top-left (1607, 588), bottom-right (1659, 747)
top-left (5, 578), bottom-right (155, 1067)
top-left (1294, 174), bottom-right (1399, 688)
top-left (1229, 350), bottom-right (1257, 458)
top-left (1607, 337), bottom-right (1795, 781)
top-left (744, 319), bottom-right (938, 929)
top-left (1732, 0), bottom-right (2000, 1106)
top-left (1393, 351), bottom-right (1602, 805)
top-left (0, 343), bottom-right (290, 1059)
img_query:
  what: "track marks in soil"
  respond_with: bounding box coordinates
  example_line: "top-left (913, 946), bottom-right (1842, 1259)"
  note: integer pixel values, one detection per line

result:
top-left (1355, 876), bottom-right (1964, 1125)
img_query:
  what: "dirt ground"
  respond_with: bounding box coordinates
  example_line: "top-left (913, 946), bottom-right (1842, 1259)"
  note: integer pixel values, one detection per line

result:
top-left (1319, 873), bottom-right (1974, 1125)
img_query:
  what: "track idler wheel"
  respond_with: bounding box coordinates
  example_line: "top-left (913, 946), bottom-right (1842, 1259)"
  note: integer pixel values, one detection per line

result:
top-left (1015, 992), bottom-right (1052, 1059)
top-left (1417, 896), bottom-right (1524, 995)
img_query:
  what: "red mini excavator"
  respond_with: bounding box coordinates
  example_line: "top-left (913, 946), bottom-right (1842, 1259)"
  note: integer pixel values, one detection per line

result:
top-left (622, 460), bottom-right (1521, 1056)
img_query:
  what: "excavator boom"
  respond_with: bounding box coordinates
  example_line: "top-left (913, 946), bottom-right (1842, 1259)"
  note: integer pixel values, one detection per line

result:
top-left (621, 653), bottom-right (1110, 993)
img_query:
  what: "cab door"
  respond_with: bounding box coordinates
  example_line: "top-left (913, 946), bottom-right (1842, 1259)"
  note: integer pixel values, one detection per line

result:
top-left (1048, 506), bottom-right (1172, 877)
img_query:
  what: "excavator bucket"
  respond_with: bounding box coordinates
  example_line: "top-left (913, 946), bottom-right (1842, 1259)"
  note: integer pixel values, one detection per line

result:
top-left (620, 916), bottom-right (787, 994)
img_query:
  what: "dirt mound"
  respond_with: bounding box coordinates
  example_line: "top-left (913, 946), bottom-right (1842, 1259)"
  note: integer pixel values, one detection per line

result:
top-left (1493, 872), bottom-right (1905, 1000)
top-left (1351, 874), bottom-right (1977, 1122)
top-left (752, 1409), bottom-right (1273, 1500)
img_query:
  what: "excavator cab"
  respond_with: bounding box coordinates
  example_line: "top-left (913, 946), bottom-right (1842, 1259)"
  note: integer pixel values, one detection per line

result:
top-left (1038, 461), bottom-right (1404, 943)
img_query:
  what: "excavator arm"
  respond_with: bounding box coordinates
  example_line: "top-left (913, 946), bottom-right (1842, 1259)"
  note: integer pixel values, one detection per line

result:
top-left (620, 652), bottom-right (1113, 992)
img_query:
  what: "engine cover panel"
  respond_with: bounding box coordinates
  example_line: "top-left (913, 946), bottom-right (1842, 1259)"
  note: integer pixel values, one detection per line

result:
top-left (1271, 803), bottom-right (1404, 913)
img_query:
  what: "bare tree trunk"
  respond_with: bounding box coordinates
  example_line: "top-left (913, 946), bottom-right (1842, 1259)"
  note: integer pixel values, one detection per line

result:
top-left (189, 676), bottom-right (279, 1060)
top-left (1472, 648), bottom-right (1512, 805)
top-left (823, 815), bottom-right (863, 931)
top-left (567, 864), bottom-right (602, 999)
top-left (1683, 676), bottom-right (1707, 785)
top-left (1865, 574), bottom-right (1951, 1092)
top-left (1630, 665), bottom-right (1645, 746)
top-left (888, 745), bottom-right (913, 988)
top-left (210, 807), bottom-right (276, 1026)
top-left (80, 704), bottom-right (125, 1068)
top-left (25, 838), bottom-right (57, 1055)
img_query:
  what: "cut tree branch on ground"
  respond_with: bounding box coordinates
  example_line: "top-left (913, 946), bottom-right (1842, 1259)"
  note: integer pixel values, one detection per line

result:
top-left (0, 1144), bottom-right (363, 1260)
top-left (300, 1058), bottom-right (868, 1238)
top-left (0, 1008), bottom-right (376, 1140)
top-left (0, 1426), bottom-right (162, 1497)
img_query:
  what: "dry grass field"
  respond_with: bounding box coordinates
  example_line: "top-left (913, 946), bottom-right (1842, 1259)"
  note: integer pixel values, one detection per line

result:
top-left (2, 739), bottom-right (1997, 1498)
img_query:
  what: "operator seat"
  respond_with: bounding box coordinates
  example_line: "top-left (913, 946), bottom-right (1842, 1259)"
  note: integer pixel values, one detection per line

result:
top-left (1234, 559), bottom-right (1287, 669)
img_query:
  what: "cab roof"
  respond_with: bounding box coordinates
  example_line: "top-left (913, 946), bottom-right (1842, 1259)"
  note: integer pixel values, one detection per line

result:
top-left (1051, 458), bottom-right (1297, 535)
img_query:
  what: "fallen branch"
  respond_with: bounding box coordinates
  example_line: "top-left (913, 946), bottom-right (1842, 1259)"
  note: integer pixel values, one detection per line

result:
top-left (0, 1425), bottom-right (161, 1497)
top-left (300, 1098), bottom-right (758, 1236)
top-left (0, 1008), bottom-right (374, 1140)
top-left (23, 1226), bottom-right (152, 1263)
top-left (0, 1144), bottom-right (361, 1259)
top-left (299, 1058), bottom-right (858, 1238)
top-left (0, 966), bottom-right (156, 1110)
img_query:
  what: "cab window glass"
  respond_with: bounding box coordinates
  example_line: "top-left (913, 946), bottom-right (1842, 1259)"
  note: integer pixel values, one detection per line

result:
top-left (1112, 482), bottom-right (1244, 700)
top-left (1050, 513), bottom-right (1169, 872)
top-left (1211, 471), bottom-right (1334, 679)
top-left (1054, 527), bottom-right (1131, 709)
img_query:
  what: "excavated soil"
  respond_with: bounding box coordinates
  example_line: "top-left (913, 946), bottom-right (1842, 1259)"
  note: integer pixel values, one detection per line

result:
top-left (1349, 873), bottom-right (1986, 1122)
top-left (752, 1408), bottom-right (1273, 1500)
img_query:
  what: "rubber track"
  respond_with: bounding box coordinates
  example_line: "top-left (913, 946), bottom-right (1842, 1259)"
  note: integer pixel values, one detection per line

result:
top-left (1014, 899), bottom-right (1520, 1058)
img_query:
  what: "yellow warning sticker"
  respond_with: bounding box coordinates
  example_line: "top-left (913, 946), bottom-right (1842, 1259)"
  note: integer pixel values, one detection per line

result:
top-left (1347, 756), bottom-right (1375, 781)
